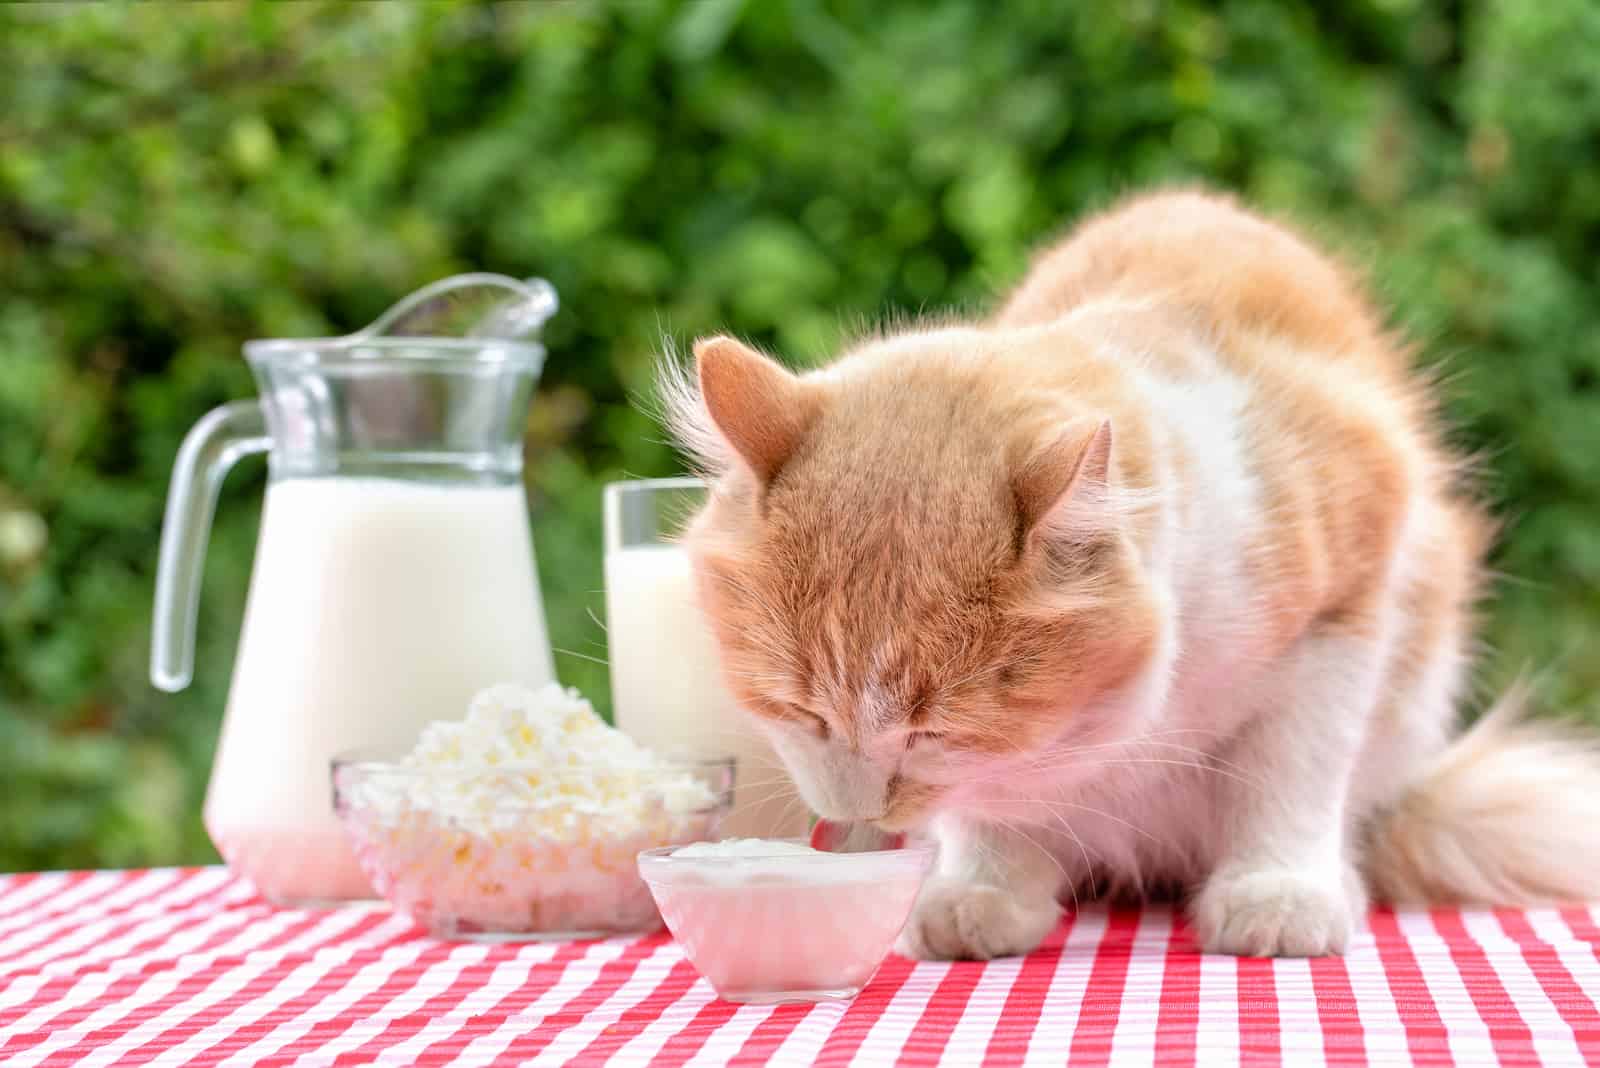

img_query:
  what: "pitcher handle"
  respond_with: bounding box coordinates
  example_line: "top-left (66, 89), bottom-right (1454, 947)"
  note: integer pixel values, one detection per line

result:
top-left (150, 400), bottom-right (271, 692)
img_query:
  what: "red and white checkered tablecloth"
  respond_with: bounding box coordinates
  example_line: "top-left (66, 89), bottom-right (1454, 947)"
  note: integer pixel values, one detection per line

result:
top-left (1, 869), bottom-right (1598, 1066)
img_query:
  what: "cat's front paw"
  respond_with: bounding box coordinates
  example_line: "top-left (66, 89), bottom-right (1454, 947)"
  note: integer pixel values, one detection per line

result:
top-left (1192, 866), bottom-right (1359, 957)
top-left (897, 878), bottom-right (1060, 961)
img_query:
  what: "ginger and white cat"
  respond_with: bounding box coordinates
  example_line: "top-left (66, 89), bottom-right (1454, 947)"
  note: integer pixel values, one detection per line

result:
top-left (661, 189), bottom-right (1600, 959)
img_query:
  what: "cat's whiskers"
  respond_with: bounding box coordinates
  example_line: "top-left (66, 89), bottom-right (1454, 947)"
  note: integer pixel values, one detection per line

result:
top-left (774, 789), bottom-right (812, 835)
top-left (553, 646), bottom-right (611, 668)
top-left (1024, 753), bottom-right (1260, 791)
top-left (732, 772), bottom-right (804, 792)
top-left (1079, 755), bottom-right (1261, 791)
top-left (987, 809), bottom-right (1084, 914)
top-left (956, 736), bottom-right (1263, 793)
top-left (981, 794), bottom-right (1162, 847)
top-left (1054, 736), bottom-right (1263, 787)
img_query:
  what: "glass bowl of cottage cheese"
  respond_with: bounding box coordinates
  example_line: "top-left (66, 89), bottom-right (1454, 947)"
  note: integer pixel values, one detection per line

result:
top-left (332, 682), bottom-right (733, 941)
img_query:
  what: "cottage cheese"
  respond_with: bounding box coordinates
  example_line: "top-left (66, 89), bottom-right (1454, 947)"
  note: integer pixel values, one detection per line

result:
top-left (340, 682), bottom-right (721, 937)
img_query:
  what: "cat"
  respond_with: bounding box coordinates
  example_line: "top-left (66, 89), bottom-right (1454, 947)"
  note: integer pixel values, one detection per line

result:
top-left (658, 189), bottom-right (1600, 959)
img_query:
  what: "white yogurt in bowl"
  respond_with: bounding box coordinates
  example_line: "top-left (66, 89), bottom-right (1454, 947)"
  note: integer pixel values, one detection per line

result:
top-left (637, 837), bottom-right (935, 1003)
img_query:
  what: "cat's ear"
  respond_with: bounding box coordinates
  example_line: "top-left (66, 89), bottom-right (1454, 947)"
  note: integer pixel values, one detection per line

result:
top-left (1013, 417), bottom-right (1113, 539)
top-left (695, 335), bottom-right (817, 482)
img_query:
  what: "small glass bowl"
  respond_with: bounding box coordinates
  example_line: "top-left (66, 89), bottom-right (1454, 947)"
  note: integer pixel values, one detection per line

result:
top-left (638, 838), bottom-right (936, 1003)
top-left (332, 750), bottom-right (733, 941)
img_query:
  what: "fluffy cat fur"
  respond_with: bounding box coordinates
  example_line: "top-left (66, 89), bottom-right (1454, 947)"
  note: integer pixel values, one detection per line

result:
top-left (660, 189), bottom-right (1600, 959)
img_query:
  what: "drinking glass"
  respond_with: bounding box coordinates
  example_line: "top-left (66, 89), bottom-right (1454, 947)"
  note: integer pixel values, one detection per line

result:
top-left (603, 478), bottom-right (808, 839)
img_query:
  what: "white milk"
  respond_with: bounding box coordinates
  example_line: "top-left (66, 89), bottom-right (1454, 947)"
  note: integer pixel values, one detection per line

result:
top-left (605, 545), bottom-right (808, 840)
top-left (205, 477), bottom-right (554, 905)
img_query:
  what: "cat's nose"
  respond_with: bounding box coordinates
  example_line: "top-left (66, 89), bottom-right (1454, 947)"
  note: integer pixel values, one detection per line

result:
top-left (806, 780), bottom-right (889, 822)
top-left (811, 798), bottom-right (889, 822)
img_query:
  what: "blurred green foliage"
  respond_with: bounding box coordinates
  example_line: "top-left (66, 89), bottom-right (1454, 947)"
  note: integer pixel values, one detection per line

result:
top-left (2, 0), bottom-right (1597, 873)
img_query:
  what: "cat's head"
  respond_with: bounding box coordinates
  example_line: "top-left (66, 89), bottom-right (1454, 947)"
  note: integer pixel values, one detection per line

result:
top-left (662, 329), bottom-right (1163, 831)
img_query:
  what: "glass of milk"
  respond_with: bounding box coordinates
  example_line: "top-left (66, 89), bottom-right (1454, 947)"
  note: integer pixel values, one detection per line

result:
top-left (151, 275), bottom-right (561, 907)
top-left (604, 478), bottom-right (809, 840)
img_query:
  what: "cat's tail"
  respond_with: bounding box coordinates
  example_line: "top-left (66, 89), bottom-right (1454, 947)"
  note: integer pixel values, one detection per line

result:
top-left (1364, 682), bottom-right (1600, 905)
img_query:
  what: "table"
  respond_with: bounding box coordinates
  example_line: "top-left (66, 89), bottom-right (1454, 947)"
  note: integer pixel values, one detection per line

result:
top-left (0, 869), bottom-right (1597, 1065)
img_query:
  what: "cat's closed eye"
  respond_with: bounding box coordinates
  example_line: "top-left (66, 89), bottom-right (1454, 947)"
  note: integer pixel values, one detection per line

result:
top-left (791, 707), bottom-right (829, 737)
top-left (752, 698), bottom-right (828, 737)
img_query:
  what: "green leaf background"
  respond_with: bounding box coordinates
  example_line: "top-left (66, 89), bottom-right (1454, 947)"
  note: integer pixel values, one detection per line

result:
top-left (1, 0), bottom-right (1596, 871)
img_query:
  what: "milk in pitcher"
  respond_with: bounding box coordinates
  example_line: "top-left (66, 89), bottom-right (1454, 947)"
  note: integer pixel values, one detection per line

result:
top-left (206, 477), bottom-right (553, 904)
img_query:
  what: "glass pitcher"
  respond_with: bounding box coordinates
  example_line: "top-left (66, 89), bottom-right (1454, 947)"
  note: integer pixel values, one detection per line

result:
top-left (151, 274), bottom-right (560, 906)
